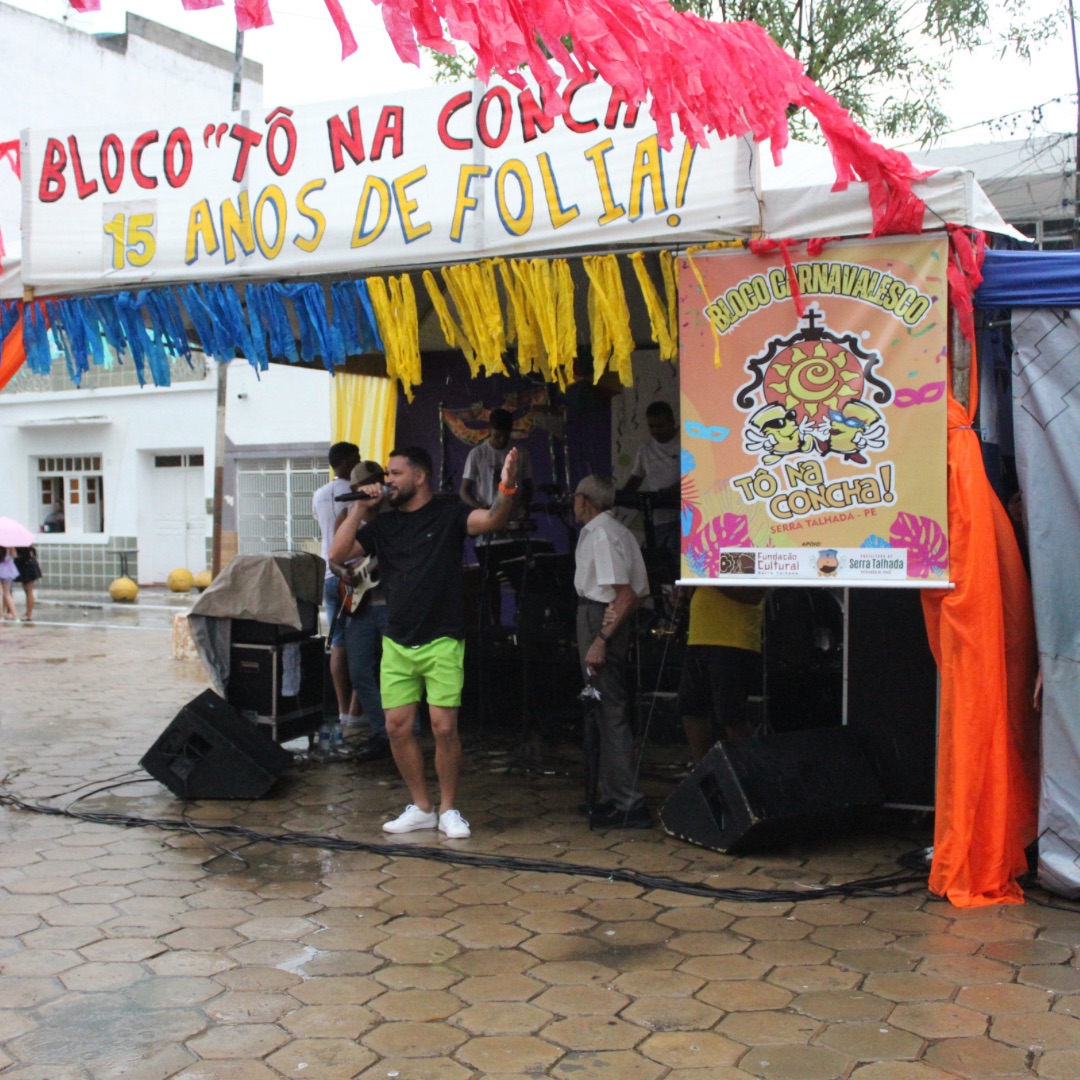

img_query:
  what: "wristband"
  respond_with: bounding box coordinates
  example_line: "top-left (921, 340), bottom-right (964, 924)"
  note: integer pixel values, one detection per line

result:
top-left (598, 630), bottom-right (611, 643)
top-left (499, 481), bottom-right (518, 495)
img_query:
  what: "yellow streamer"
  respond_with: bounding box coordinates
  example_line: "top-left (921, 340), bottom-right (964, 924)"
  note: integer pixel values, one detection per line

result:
top-left (682, 251), bottom-right (722, 370)
top-left (422, 269), bottom-right (475, 369)
top-left (366, 273), bottom-right (422, 401)
top-left (659, 249), bottom-right (678, 355)
top-left (496, 259), bottom-right (542, 378)
top-left (583, 254), bottom-right (634, 386)
top-left (440, 261), bottom-right (508, 377)
top-left (629, 251), bottom-right (677, 362)
top-left (553, 258), bottom-right (577, 388)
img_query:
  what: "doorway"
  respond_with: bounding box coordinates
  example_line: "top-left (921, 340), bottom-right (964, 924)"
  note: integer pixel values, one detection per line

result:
top-left (142, 453), bottom-right (207, 583)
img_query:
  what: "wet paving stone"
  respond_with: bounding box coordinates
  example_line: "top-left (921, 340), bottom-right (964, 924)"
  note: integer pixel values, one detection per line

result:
top-left (4, 620), bottom-right (1080, 1078)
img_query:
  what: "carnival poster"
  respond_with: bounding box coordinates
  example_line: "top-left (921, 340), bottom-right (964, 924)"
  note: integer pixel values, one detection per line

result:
top-left (679, 236), bottom-right (949, 586)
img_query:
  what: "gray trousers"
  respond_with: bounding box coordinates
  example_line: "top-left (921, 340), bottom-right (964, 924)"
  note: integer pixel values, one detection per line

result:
top-left (577, 600), bottom-right (646, 812)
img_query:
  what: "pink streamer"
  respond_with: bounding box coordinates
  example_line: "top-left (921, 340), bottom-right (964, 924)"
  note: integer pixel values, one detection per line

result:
top-left (0, 140), bottom-right (19, 180)
top-left (323, 0), bottom-right (358, 58)
top-left (181, 0), bottom-right (225, 9)
top-left (946, 226), bottom-right (986, 345)
top-left (234, 0), bottom-right (273, 30)
top-left (58, 0), bottom-right (929, 237)
top-left (67, 0), bottom-right (100, 10)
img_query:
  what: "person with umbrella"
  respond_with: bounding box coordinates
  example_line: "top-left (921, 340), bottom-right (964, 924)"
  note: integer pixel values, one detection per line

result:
top-left (0, 547), bottom-right (18, 620)
top-left (0, 518), bottom-right (40, 622)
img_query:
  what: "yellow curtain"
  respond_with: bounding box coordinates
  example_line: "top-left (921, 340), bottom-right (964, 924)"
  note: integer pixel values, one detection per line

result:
top-left (330, 373), bottom-right (398, 465)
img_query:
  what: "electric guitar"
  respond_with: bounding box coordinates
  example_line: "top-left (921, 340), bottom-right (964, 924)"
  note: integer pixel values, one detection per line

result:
top-left (337, 555), bottom-right (380, 616)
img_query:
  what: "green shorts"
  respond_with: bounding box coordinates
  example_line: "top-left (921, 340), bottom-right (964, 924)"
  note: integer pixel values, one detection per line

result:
top-left (380, 636), bottom-right (466, 710)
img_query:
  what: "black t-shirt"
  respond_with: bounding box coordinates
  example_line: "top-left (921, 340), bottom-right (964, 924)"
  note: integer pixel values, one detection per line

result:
top-left (356, 496), bottom-right (473, 646)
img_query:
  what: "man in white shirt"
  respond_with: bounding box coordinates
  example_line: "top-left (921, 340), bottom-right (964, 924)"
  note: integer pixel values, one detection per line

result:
top-left (459, 408), bottom-right (534, 521)
top-left (312, 441), bottom-right (360, 736)
top-left (573, 473), bottom-right (652, 829)
top-left (621, 400), bottom-right (681, 554)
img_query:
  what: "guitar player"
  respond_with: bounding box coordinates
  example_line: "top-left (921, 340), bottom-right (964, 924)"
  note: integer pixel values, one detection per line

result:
top-left (314, 441), bottom-right (361, 746)
top-left (327, 460), bottom-right (395, 762)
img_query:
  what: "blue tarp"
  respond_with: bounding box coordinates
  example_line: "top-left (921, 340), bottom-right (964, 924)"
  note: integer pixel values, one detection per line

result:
top-left (976, 249), bottom-right (1080, 309)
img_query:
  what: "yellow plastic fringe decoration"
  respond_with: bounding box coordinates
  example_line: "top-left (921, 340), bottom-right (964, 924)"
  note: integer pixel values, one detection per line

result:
top-left (553, 258), bottom-right (577, 387)
top-left (366, 273), bottom-right (422, 401)
top-left (683, 241), bottom-right (744, 369)
top-left (583, 254), bottom-right (634, 386)
top-left (440, 261), bottom-right (508, 377)
top-left (659, 250), bottom-right (678, 354)
top-left (629, 252), bottom-right (676, 362)
top-left (496, 259), bottom-right (542, 378)
top-left (494, 258), bottom-right (577, 390)
top-left (683, 250), bottom-right (721, 369)
top-left (422, 270), bottom-right (475, 369)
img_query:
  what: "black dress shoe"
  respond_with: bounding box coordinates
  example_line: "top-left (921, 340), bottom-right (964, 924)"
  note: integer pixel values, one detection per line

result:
top-left (353, 740), bottom-right (392, 763)
top-left (578, 801), bottom-right (614, 816)
top-left (589, 803), bottom-right (653, 829)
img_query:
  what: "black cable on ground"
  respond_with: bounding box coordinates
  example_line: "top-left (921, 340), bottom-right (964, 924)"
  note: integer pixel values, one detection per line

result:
top-left (0, 787), bottom-right (929, 903)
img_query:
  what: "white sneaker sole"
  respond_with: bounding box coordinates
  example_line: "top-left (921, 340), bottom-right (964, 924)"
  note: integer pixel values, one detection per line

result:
top-left (438, 819), bottom-right (471, 839)
top-left (383, 816), bottom-right (437, 834)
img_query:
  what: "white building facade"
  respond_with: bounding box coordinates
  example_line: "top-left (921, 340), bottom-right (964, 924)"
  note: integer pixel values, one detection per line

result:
top-left (0, 5), bottom-right (333, 588)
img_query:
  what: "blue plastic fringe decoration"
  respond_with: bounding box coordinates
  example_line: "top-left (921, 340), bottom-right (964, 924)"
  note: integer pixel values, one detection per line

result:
top-left (279, 282), bottom-right (340, 370)
top-left (330, 279), bottom-right (384, 358)
top-left (245, 283), bottom-right (300, 366)
top-left (0, 299), bottom-right (19, 342)
top-left (8, 275), bottom-right (383, 387)
top-left (22, 302), bottom-right (52, 376)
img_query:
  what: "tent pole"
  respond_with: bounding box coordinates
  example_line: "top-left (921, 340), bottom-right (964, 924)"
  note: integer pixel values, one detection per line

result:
top-left (210, 29), bottom-right (244, 578)
top-left (210, 358), bottom-right (228, 577)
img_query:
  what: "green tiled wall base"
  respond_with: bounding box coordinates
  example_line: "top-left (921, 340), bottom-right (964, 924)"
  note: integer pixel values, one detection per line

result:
top-left (35, 538), bottom-right (138, 593)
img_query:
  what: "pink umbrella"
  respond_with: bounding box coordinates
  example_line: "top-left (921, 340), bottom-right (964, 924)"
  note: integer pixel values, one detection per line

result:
top-left (0, 517), bottom-right (37, 548)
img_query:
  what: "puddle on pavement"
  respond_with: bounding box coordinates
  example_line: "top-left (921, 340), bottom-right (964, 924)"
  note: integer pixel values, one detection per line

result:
top-left (11, 990), bottom-right (204, 1071)
top-left (275, 944), bottom-right (325, 979)
top-left (203, 841), bottom-right (326, 880)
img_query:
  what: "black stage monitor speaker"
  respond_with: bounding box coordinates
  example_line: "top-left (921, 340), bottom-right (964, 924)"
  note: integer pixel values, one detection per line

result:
top-left (661, 728), bottom-right (885, 853)
top-left (141, 689), bottom-right (293, 799)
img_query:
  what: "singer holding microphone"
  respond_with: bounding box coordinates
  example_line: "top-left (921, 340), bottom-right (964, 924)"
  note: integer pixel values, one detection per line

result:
top-left (330, 444), bottom-right (520, 838)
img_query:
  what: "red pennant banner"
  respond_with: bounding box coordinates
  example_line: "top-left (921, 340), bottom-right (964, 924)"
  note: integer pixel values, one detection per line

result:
top-left (58, 0), bottom-right (927, 237)
top-left (181, 0), bottom-right (226, 9)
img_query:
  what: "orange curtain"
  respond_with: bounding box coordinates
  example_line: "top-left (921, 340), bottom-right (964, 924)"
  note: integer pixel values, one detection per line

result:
top-left (0, 310), bottom-right (26, 392)
top-left (921, 389), bottom-right (1040, 907)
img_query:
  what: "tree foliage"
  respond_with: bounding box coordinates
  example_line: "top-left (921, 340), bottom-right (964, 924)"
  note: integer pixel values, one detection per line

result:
top-left (429, 0), bottom-right (1069, 144)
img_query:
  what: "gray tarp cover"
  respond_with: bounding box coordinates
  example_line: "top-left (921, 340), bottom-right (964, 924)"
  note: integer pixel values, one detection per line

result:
top-left (1011, 308), bottom-right (1080, 896)
top-left (187, 552), bottom-right (325, 695)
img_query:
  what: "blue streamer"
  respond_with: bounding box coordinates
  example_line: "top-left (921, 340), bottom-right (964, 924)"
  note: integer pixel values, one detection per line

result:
top-left (277, 282), bottom-right (337, 369)
top-left (354, 280), bottom-right (384, 353)
top-left (246, 283), bottom-right (299, 365)
top-left (22, 302), bottom-right (52, 376)
top-left (1, 300), bottom-right (19, 341)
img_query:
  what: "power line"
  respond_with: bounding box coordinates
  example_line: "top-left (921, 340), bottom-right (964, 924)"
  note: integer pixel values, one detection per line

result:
top-left (893, 94), bottom-right (1078, 149)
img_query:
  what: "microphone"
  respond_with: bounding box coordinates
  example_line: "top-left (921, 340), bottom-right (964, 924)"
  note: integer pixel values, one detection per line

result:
top-left (336, 484), bottom-right (390, 503)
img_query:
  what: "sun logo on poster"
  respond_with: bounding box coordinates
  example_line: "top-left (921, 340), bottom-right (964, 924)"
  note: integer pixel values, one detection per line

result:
top-left (736, 307), bottom-right (894, 467)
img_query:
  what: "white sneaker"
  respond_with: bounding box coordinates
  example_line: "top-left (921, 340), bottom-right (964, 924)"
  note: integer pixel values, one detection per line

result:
top-left (382, 804), bottom-right (438, 834)
top-left (439, 809), bottom-right (471, 839)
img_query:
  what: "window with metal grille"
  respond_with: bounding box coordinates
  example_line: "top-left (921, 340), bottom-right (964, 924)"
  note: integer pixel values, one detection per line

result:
top-left (236, 457), bottom-right (327, 556)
